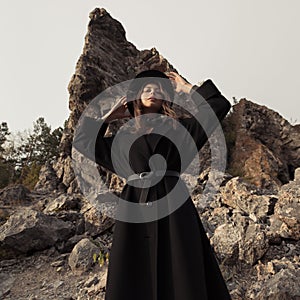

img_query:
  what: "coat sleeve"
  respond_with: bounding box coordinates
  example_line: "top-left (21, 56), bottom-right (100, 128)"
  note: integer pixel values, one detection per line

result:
top-left (181, 79), bottom-right (231, 150)
top-left (72, 116), bottom-right (115, 173)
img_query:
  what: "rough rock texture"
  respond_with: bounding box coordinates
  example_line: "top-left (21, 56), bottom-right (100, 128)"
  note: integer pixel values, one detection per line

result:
top-left (220, 177), bottom-right (275, 221)
top-left (68, 238), bottom-right (100, 274)
top-left (33, 7), bottom-right (300, 195)
top-left (1, 7), bottom-right (300, 300)
top-left (80, 200), bottom-right (115, 237)
top-left (273, 173), bottom-right (300, 240)
top-left (248, 258), bottom-right (300, 299)
top-left (210, 180), bottom-right (271, 266)
top-left (43, 193), bottom-right (82, 214)
top-left (223, 99), bottom-right (300, 190)
top-left (199, 169), bottom-right (300, 299)
top-left (45, 7), bottom-right (177, 195)
top-left (0, 208), bottom-right (73, 258)
top-left (211, 220), bottom-right (268, 265)
top-left (34, 162), bottom-right (61, 193)
top-left (0, 184), bottom-right (31, 206)
top-left (0, 248), bottom-right (108, 299)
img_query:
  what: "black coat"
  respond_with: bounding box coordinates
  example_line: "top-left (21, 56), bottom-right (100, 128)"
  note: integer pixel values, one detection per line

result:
top-left (73, 79), bottom-right (232, 300)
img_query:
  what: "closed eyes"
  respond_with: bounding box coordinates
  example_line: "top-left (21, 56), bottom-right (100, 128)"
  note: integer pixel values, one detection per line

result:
top-left (143, 88), bottom-right (163, 94)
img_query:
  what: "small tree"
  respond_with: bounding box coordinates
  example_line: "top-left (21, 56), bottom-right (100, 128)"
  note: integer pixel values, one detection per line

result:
top-left (18, 117), bottom-right (62, 166)
top-left (16, 117), bottom-right (63, 189)
top-left (0, 122), bottom-right (10, 155)
top-left (0, 122), bottom-right (15, 188)
top-left (0, 118), bottom-right (63, 190)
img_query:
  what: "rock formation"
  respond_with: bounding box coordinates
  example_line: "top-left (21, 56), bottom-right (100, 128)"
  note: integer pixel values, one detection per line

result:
top-left (223, 99), bottom-right (300, 190)
top-left (0, 8), bottom-right (299, 300)
top-left (0, 208), bottom-right (73, 258)
top-left (51, 7), bottom-right (177, 195)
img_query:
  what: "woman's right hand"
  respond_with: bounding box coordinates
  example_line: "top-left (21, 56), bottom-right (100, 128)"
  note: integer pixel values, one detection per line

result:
top-left (167, 72), bottom-right (193, 94)
top-left (103, 96), bottom-right (131, 123)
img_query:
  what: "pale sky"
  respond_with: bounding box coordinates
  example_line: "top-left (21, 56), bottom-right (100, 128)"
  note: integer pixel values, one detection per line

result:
top-left (1, 0), bottom-right (299, 132)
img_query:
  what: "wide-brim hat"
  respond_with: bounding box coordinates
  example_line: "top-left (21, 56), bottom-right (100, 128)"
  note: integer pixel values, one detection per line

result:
top-left (126, 70), bottom-right (175, 117)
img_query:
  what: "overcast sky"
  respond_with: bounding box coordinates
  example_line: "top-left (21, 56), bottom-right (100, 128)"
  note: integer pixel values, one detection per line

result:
top-left (1, 0), bottom-right (299, 132)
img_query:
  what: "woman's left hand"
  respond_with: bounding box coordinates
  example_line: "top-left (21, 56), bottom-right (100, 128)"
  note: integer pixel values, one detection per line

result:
top-left (102, 96), bottom-right (131, 123)
top-left (167, 72), bottom-right (193, 94)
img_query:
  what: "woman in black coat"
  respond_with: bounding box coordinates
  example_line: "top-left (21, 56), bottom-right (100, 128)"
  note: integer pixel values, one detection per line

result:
top-left (73, 70), bottom-right (232, 300)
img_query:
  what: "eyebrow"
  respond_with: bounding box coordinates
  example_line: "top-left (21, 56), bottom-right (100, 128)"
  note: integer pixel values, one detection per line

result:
top-left (143, 85), bottom-right (161, 89)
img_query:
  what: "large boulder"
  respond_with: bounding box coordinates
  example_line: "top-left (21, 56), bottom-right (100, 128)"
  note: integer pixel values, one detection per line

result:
top-left (68, 238), bottom-right (100, 275)
top-left (34, 162), bottom-right (61, 193)
top-left (247, 258), bottom-right (300, 299)
top-left (80, 198), bottom-right (115, 237)
top-left (272, 171), bottom-right (300, 240)
top-left (0, 184), bottom-right (31, 206)
top-left (267, 168), bottom-right (300, 241)
top-left (211, 214), bottom-right (268, 265)
top-left (220, 177), bottom-right (276, 222)
top-left (0, 208), bottom-right (73, 259)
top-left (223, 99), bottom-right (300, 189)
top-left (43, 194), bottom-right (82, 214)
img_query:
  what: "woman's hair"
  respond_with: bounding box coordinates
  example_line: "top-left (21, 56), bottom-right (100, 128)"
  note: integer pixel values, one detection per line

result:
top-left (132, 81), bottom-right (178, 130)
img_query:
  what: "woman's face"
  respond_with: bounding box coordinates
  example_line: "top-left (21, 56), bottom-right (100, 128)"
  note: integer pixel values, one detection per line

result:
top-left (140, 83), bottom-right (164, 113)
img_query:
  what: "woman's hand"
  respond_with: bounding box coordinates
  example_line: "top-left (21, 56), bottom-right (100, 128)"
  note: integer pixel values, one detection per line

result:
top-left (167, 72), bottom-right (193, 94)
top-left (103, 96), bottom-right (131, 123)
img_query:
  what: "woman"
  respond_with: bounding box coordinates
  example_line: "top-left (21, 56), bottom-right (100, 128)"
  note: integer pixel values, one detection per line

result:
top-left (73, 70), bottom-right (231, 299)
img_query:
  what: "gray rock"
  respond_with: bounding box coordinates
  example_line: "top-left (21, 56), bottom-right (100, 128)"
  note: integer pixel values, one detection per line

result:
top-left (80, 267), bottom-right (108, 299)
top-left (0, 207), bottom-right (13, 226)
top-left (43, 194), bottom-right (82, 214)
top-left (68, 238), bottom-right (99, 274)
top-left (239, 223), bottom-right (268, 265)
top-left (0, 208), bottom-right (73, 258)
top-left (84, 275), bottom-right (99, 288)
top-left (81, 200), bottom-right (114, 237)
top-left (267, 215), bottom-right (290, 241)
top-left (274, 178), bottom-right (300, 240)
top-left (34, 162), bottom-right (59, 193)
top-left (50, 260), bottom-right (64, 268)
top-left (246, 259), bottom-right (300, 300)
top-left (211, 223), bottom-right (240, 264)
top-left (221, 177), bottom-right (274, 221)
top-left (224, 99), bottom-right (300, 190)
top-left (0, 184), bottom-right (31, 206)
top-left (295, 167), bottom-right (300, 184)
top-left (202, 206), bottom-right (230, 234)
top-left (56, 234), bottom-right (87, 254)
top-left (0, 273), bottom-right (15, 299)
top-left (211, 215), bottom-right (268, 265)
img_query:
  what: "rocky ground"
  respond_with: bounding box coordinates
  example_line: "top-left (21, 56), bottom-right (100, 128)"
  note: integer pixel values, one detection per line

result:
top-left (0, 248), bottom-right (107, 300)
top-left (0, 186), bottom-right (112, 299)
top-left (0, 168), bottom-right (299, 299)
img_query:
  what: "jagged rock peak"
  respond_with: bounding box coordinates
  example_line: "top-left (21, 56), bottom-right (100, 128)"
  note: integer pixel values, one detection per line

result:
top-left (87, 8), bottom-right (126, 40)
top-left (89, 8), bottom-right (108, 19)
top-left (50, 8), bottom-right (177, 193)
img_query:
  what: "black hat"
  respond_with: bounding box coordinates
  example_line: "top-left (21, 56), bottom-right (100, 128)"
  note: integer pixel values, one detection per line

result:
top-left (126, 70), bottom-right (175, 117)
